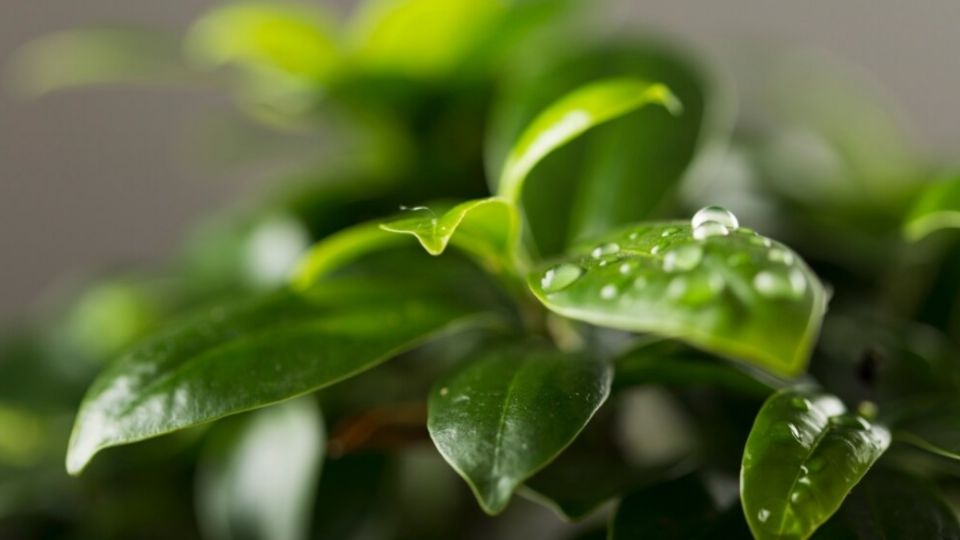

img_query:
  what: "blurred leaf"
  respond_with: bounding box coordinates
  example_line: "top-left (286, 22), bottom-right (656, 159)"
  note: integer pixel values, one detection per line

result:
top-left (187, 2), bottom-right (339, 82)
top-left (427, 341), bottom-right (612, 514)
top-left (347, 0), bottom-right (507, 78)
top-left (741, 387), bottom-right (890, 540)
top-left (67, 274), bottom-right (495, 475)
top-left (887, 400), bottom-right (960, 460)
top-left (496, 76), bottom-right (680, 205)
top-left (291, 222), bottom-right (406, 289)
top-left (904, 173), bottom-right (960, 241)
top-left (487, 42), bottom-right (710, 255)
top-left (614, 338), bottom-right (779, 397)
top-left (379, 198), bottom-right (520, 271)
top-left (197, 397), bottom-right (324, 540)
top-left (529, 217), bottom-right (826, 377)
top-left (8, 27), bottom-right (189, 96)
top-left (609, 474), bottom-right (751, 539)
top-left (813, 469), bottom-right (960, 539)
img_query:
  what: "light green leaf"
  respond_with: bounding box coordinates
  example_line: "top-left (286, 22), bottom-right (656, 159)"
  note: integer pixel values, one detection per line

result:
top-left (186, 2), bottom-right (339, 82)
top-left (904, 173), bottom-right (960, 241)
top-left (741, 387), bottom-right (890, 540)
top-left (379, 197), bottom-right (520, 271)
top-left (427, 342), bottom-right (612, 514)
top-left (496, 77), bottom-right (681, 204)
top-left (528, 214), bottom-right (826, 377)
top-left (197, 397), bottom-right (324, 540)
top-left (347, 0), bottom-right (507, 78)
top-left (8, 27), bottom-right (189, 96)
top-left (66, 275), bottom-right (492, 475)
top-left (290, 222), bottom-right (406, 289)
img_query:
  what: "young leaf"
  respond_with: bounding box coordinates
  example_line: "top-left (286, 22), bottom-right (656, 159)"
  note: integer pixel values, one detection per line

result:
top-left (741, 387), bottom-right (890, 540)
top-left (427, 342), bottom-right (612, 515)
top-left (609, 474), bottom-right (752, 539)
top-left (290, 222), bottom-right (406, 289)
top-left (904, 173), bottom-right (960, 241)
top-left (66, 276), bottom-right (492, 475)
top-left (496, 77), bottom-right (681, 204)
top-left (529, 215), bottom-right (827, 377)
top-left (379, 197), bottom-right (520, 271)
top-left (812, 469), bottom-right (960, 539)
top-left (197, 397), bottom-right (324, 540)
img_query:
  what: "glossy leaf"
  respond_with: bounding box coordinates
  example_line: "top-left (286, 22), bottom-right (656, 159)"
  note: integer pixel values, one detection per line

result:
top-left (813, 469), bottom-right (960, 539)
top-left (67, 276), bottom-right (492, 475)
top-left (496, 77), bottom-right (681, 204)
top-left (9, 27), bottom-right (189, 96)
top-left (741, 387), bottom-right (890, 540)
top-left (379, 198), bottom-right (520, 271)
top-left (609, 474), bottom-right (752, 539)
top-left (529, 218), bottom-right (826, 377)
top-left (904, 173), bottom-right (960, 241)
top-left (427, 342), bottom-right (612, 514)
top-left (197, 397), bottom-right (324, 540)
top-left (486, 42), bottom-right (710, 255)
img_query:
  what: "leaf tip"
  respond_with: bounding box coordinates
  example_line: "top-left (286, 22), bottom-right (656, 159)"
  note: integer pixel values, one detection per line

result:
top-left (648, 83), bottom-right (683, 116)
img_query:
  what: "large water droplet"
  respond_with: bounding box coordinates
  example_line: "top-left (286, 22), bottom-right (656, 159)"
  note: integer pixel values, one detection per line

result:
top-left (753, 269), bottom-right (805, 300)
top-left (692, 206), bottom-right (740, 230)
top-left (662, 244), bottom-right (704, 272)
top-left (591, 242), bottom-right (620, 259)
top-left (692, 221), bottom-right (730, 240)
top-left (541, 263), bottom-right (583, 293)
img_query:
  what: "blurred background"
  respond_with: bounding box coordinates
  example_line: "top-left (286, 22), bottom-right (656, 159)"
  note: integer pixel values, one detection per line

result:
top-left (2, 0), bottom-right (959, 322)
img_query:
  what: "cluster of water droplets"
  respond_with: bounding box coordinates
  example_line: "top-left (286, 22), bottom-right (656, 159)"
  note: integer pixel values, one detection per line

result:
top-left (539, 206), bottom-right (808, 305)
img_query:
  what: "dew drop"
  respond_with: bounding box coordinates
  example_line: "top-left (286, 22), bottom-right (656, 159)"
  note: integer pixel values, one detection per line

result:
top-left (790, 397), bottom-right (811, 411)
top-left (757, 509), bottom-right (771, 523)
top-left (790, 486), bottom-right (809, 505)
top-left (591, 242), bottom-right (620, 259)
top-left (600, 284), bottom-right (619, 300)
top-left (692, 206), bottom-right (740, 230)
top-left (619, 262), bottom-right (634, 275)
top-left (651, 245), bottom-right (662, 255)
top-left (768, 248), bottom-right (795, 265)
top-left (692, 221), bottom-right (730, 240)
top-left (632, 276), bottom-right (648, 289)
top-left (662, 244), bottom-right (704, 272)
top-left (668, 274), bottom-right (724, 305)
top-left (830, 415), bottom-right (871, 430)
top-left (541, 263), bottom-right (583, 293)
top-left (753, 269), bottom-right (804, 300)
top-left (661, 227), bottom-right (679, 238)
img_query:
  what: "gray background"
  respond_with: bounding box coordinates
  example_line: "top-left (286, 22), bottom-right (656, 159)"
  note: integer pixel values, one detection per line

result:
top-left (2, 0), bottom-right (959, 321)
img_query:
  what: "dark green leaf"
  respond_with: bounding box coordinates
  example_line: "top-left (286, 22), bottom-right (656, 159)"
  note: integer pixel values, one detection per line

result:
top-left (427, 341), bottom-right (612, 514)
top-left (67, 275), bottom-right (493, 474)
top-left (741, 387), bottom-right (890, 540)
top-left (904, 173), bottom-right (960, 241)
top-left (197, 397), bottom-right (324, 540)
top-left (609, 474), bottom-right (751, 539)
top-left (813, 469), bottom-right (960, 539)
top-left (529, 216), bottom-right (826, 377)
top-left (887, 399), bottom-right (960, 461)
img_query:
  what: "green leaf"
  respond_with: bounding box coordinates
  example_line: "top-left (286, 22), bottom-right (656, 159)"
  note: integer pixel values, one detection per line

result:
top-left (379, 198), bottom-right (521, 271)
top-left (887, 399), bottom-right (960, 461)
top-left (290, 222), bottom-right (407, 289)
top-left (8, 27), bottom-right (189, 96)
top-left (614, 338), bottom-right (779, 397)
top-left (197, 397), bottom-right (324, 540)
top-left (609, 474), bottom-right (752, 539)
top-left (486, 42), bottom-right (710, 256)
top-left (67, 275), bottom-right (493, 475)
top-left (741, 387), bottom-right (890, 540)
top-left (496, 77), bottom-right (681, 205)
top-left (813, 469), bottom-right (960, 539)
top-left (427, 341), bottom-right (612, 514)
top-left (528, 216), bottom-right (827, 377)
top-left (904, 173), bottom-right (960, 241)
top-left (186, 2), bottom-right (339, 83)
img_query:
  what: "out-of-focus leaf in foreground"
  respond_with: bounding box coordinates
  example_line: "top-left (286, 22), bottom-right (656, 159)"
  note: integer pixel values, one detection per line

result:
top-left (741, 387), bottom-right (890, 540)
top-left (67, 275), bottom-right (493, 475)
top-left (427, 341), bottom-right (611, 514)
top-left (197, 397), bottom-right (324, 540)
top-left (529, 210), bottom-right (826, 377)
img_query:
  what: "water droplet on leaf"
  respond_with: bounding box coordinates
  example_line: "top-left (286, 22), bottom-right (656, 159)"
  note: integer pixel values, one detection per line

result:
top-left (600, 284), bottom-right (618, 300)
top-left (541, 263), bottom-right (583, 293)
top-left (692, 221), bottom-right (730, 240)
top-left (692, 206), bottom-right (740, 230)
top-left (591, 242), bottom-right (620, 259)
top-left (753, 269), bottom-right (805, 300)
top-left (662, 244), bottom-right (703, 272)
